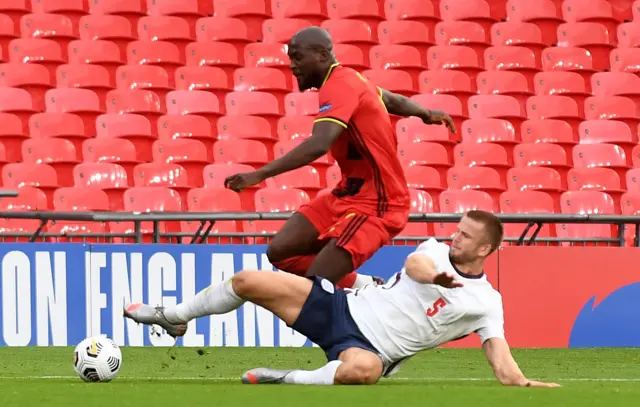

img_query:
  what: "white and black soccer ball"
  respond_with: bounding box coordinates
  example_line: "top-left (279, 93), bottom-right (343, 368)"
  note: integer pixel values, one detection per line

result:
top-left (73, 335), bottom-right (122, 382)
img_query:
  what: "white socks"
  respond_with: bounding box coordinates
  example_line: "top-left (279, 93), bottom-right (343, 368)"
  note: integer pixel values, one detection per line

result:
top-left (283, 360), bottom-right (343, 385)
top-left (164, 279), bottom-right (245, 324)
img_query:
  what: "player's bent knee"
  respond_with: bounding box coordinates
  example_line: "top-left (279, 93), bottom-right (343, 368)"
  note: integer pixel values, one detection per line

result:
top-left (334, 363), bottom-right (380, 385)
top-left (230, 271), bottom-right (258, 298)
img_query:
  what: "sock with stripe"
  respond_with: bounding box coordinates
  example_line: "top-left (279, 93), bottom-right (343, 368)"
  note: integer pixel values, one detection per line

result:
top-left (283, 360), bottom-right (343, 385)
top-left (163, 279), bottom-right (245, 324)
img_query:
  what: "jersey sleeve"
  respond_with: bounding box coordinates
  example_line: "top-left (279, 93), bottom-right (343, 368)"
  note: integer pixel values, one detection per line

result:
top-left (315, 76), bottom-right (360, 129)
top-left (408, 238), bottom-right (444, 264)
top-left (476, 298), bottom-right (506, 343)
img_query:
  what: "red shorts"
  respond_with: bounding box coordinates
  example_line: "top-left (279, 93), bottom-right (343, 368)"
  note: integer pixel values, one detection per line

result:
top-left (296, 192), bottom-right (409, 269)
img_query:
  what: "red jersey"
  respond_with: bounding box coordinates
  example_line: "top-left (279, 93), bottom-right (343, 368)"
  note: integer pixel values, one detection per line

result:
top-left (314, 63), bottom-right (410, 217)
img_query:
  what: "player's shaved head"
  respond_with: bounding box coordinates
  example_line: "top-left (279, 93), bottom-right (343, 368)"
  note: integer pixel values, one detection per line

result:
top-left (287, 27), bottom-right (337, 91)
top-left (290, 26), bottom-right (334, 51)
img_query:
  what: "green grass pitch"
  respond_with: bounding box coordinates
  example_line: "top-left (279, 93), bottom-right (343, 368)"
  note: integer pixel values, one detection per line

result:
top-left (1, 347), bottom-right (639, 407)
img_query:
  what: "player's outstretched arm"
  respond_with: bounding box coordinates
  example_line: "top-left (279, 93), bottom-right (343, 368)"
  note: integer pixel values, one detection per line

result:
top-left (482, 338), bottom-right (560, 388)
top-left (379, 88), bottom-right (456, 133)
top-left (404, 252), bottom-right (463, 288)
top-left (224, 121), bottom-right (342, 192)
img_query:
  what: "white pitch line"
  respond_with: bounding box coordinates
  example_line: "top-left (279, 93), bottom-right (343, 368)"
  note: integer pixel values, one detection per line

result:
top-left (0, 376), bottom-right (639, 382)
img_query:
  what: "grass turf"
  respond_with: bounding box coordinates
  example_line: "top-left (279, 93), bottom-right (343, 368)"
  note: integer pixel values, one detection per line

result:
top-left (1, 347), bottom-right (639, 407)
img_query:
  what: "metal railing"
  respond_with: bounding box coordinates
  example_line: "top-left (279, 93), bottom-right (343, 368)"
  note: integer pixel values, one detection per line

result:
top-left (0, 211), bottom-right (639, 247)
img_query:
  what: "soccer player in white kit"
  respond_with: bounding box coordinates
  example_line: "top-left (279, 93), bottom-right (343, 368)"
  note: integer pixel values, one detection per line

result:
top-left (124, 210), bottom-right (559, 388)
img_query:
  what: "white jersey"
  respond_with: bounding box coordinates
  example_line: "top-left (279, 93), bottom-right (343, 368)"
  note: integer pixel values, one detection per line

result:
top-left (346, 238), bottom-right (504, 376)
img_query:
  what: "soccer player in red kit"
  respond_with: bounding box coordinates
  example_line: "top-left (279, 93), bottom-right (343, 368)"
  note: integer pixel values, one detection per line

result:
top-left (225, 27), bottom-right (455, 289)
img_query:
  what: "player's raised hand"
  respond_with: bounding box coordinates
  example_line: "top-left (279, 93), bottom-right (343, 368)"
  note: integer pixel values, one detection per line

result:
top-left (224, 172), bottom-right (264, 192)
top-left (525, 380), bottom-right (562, 388)
top-left (422, 110), bottom-right (456, 134)
top-left (432, 272), bottom-right (463, 289)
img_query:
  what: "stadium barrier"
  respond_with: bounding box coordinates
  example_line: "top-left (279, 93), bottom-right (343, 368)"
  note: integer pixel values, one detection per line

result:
top-left (0, 212), bottom-right (638, 349)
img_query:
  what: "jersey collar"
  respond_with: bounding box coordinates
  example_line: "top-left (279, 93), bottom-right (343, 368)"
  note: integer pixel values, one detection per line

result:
top-left (451, 260), bottom-right (485, 280)
top-left (320, 63), bottom-right (340, 88)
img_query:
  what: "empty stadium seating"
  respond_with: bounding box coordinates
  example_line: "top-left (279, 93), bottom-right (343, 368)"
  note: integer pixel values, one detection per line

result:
top-left (0, 0), bottom-right (638, 244)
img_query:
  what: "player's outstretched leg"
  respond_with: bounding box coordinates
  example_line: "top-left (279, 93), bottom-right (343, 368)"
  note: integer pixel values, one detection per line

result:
top-left (242, 347), bottom-right (383, 386)
top-left (124, 270), bottom-right (313, 333)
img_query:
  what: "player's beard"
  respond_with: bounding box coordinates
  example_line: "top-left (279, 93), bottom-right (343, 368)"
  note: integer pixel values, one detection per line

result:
top-left (296, 72), bottom-right (323, 91)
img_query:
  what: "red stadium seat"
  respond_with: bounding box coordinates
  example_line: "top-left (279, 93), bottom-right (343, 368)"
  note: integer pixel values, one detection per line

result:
top-left (490, 22), bottom-right (545, 67)
top-left (195, 17), bottom-right (250, 65)
top-left (468, 94), bottom-right (526, 132)
top-left (437, 189), bottom-right (494, 236)
top-left (0, 1), bottom-right (30, 31)
top-left (378, 20), bottom-right (435, 65)
top-left (243, 43), bottom-right (290, 86)
top-left (520, 119), bottom-right (577, 157)
top-left (105, 89), bottom-right (164, 138)
top-left (157, 114), bottom-right (214, 154)
top-left (325, 165), bottom-right (341, 188)
top-left (29, 112), bottom-right (86, 154)
top-left (145, 0), bottom-right (205, 37)
top-left (404, 165), bottom-right (445, 205)
top-left (578, 119), bottom-right (637, 159)
top-left (186, 41), bottom-right (241, 81)
top-left (369, 44), bottom-right (426, 88)
top-left (214, 139), bottom-right (269, 169)
top-left (383, 0), bottom-right (440, 31)
top-left (166, 90), bottom-right (222, 132)
top-left (499, 190), bottom-right (556, 244)
top-left (44, 88), bottom-right (103, 136)
top-left (321, 19), bottom-right (377, 66)
top-left (217, 115), bottom-right (277, 152)
top-left (572, 144), bottom-right (630, 182)
top-left (53, 187), bottom-right (109, 211)
top-left (483, 46), bottom-right (539, 91)
top-left (73, 162), bottom-right (129, 210)
top-left (398, 188), bottom-right (435, 241)
top-left (56, 64), bottom-right (113, 110)
top-left (0, 113), bottom-right (28, 161)
top-left (591, 72), bottom-right (640, 114)
top-left (262, 18), bottom-right (311, 44)
top-left (540, 47), bottom-right (597, 91)
top-left (204, 162), bottom-right (263, 210)
top-left (9, 38), bottom-right (65, 80)
top-left (533, 71), bottom-right (591, 118)
top-left (397, 142), bottom-right (451, 180)
top-left (333, 44), bottom-right (369, 71)
top-left (181, 187), bottom-right (241, 243)
top-left (112, 186), bottom-right (182, 242)
top-left (561, 0), bottom-right (620, 45)
top-left (233, 67), bottom-right (290, 111)
top-left (115, 65), bottom-right (172, 111)
top-left (626, 168), bottom-right (640, 194)
top-left (284, 91), bottom-right (318, 116)
top-left (417, 70), bottom-right (474, 117)
top-left (505, 0), bottom-right (564, 46)
top-left (396, 116), bottom-right (456, 151)
top-left (271, 0), bottom-right (327, 26)
top-left (514, 143), bottom-right (571, 187)
top-left (95, 113), bottom-right (154, 162)
top-left (22, 137), bottom-right (78, 185)
top-left (447, 166), bottom-right (504, 209)
top-left (254, 187), bottom-right (310, 211)
top-left (77, 15), bottom-right (134, 58)
top-left (212, 0), bottom-right (271, 41)
top-left (461, 118), bottom-right (518, 157)
top-left (67, 40), bottom-right (124, 83)
top-left (558, 191), bottom-right (618, 246)
top-left (277, 116), bottom-right (314, 141)
top-left (265, 166), bottom-right (322, 199)
top-left (567, 167), bottom-right (625, 208)
top-left (152, 138), bottom-right (209, 187)
top-left (0, 88), bottom-right (37, 133)
top-left (88, 0), bottom-right (147, 29)
top-left (82, 137), bottom-right (141, 185)
top-left (617, 23), bottom-right (640, 48)
top-left (476, 71), bottom-right (532, 114)
top-left (426, 45), bottom-right (484, 90)
top-left (0, 186), bottom-right (49, 241)
top-left (435, 21), bottom-right (490, 62)
top-left (20, 13), bottom-right (78, 59)
top-left (326, 0), bottom-right (384, 41)
top-left (126, 41), bottom-right (182, 86)
top-left (2, 162), bottom-right (59, 206)
top-left (174, 66), bottom-right (231, 114)
top-left (610, 48), bottom-right (640, 76)
top-left (362, 69), bottom-right (417, 97)
top-left (506, 166), bottom-right (564, 210)
top-left (132, 162), bottom-right (190, 203)
top-left (225, 91), bottom-right (281, 122)
top-left (0, 62), bottom-right (52, 112)
top-left (453, 142), bottom-right (511, 182)
top-left (439, 0), bottom-right (498, 37)
top-left (556, 22), bottom-right (614, 71)
top-left (0, 14), bottom-right (18, 57)
top-left (525, 95), bottom-right (582, 138)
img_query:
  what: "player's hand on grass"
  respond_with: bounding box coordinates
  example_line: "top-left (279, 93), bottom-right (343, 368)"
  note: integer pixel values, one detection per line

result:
top-left (224, 172), bottom-right (264, 192)
top-left (525, 380), bottom-right (561, 388)
top-left (432, 272), bottom-right (464, 289)
top-left (422, 110), bottom-right (456, 133)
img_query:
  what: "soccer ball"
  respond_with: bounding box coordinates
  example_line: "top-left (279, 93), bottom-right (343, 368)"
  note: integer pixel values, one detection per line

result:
top-left (73, 335), bottom-right (122, 382)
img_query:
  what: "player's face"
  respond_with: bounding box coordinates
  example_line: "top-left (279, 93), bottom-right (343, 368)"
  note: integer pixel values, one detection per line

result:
top-left (287, 43), bottom-right (324, 91)
top-left (449, 216), bottom-right (492, 264)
